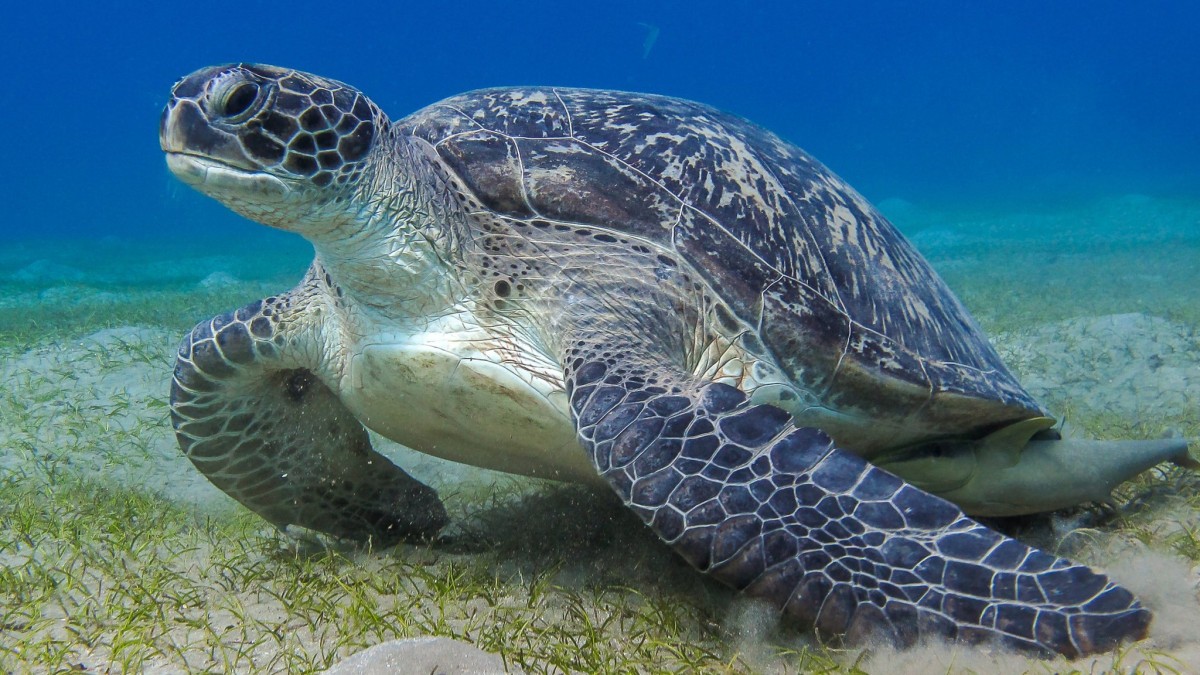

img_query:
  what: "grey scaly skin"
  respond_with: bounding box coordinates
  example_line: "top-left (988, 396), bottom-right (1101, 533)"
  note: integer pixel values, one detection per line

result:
top-left (561, 344), bottom-right (1143, 655)
top-left (170, 281), bottom-right (448, 544)
top-left (161, 64), bottom-right (1153, 657)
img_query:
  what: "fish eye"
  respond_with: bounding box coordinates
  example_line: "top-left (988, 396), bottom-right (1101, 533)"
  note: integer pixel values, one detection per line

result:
top-left (216, 80), bottom-right (261, 120)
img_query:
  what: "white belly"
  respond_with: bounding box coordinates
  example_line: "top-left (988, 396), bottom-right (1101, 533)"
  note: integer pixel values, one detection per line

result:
top-left (340, 329), bottom-right (602, 485)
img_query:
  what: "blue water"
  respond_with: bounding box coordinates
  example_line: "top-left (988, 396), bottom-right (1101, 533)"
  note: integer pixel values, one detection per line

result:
top-left (1, 1), bottom-right (1197, 242)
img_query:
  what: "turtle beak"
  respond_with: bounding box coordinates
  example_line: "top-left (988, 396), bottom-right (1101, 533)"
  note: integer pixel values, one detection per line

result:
top-left (161, 66), bottom-right (292, 204)
top-left (161, 72), bottom-right (253, 171)
top-left (161, 99), bottom-right (288, 200)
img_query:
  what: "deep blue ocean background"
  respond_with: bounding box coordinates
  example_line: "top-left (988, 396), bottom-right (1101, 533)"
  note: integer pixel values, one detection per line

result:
top-left (0, 1), bottom-right (1196, 243)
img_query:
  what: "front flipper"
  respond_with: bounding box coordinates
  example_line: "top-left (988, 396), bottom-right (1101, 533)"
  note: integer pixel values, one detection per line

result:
top-left (564, 345), bottom-right (1149, 657)
top-left (171, 297), bottom-right (447, 545)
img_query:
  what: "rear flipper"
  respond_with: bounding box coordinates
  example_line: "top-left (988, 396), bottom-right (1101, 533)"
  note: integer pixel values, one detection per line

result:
top-left (565, 349), bottom-right (1150, 657)
top-left (171, 298), bottom-right (447, 545)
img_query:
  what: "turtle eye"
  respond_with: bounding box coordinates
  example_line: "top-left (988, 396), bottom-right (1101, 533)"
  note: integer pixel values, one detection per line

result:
top-left (215, 80), bottom-right (261, 120)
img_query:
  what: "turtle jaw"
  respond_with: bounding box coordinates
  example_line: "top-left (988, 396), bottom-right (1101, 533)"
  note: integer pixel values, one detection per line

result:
top-left (164, 150), bottom-right (301, 225)
top-left (166, 152), bottom-right (291, 197)
top-left (164, 149), bottom-right (314, 229)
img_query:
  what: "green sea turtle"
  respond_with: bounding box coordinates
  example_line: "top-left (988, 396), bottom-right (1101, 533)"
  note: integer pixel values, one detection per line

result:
top-left (160, 64), bottom-right (1196, 657)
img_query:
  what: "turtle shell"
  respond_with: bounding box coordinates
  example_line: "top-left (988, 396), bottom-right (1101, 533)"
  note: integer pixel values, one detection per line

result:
top-left (396, 87), bottom-right (1044, 444)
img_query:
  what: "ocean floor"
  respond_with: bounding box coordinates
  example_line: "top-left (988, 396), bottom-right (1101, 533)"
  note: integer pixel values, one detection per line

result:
top-left (1, 194), bottom-right (1198, 673)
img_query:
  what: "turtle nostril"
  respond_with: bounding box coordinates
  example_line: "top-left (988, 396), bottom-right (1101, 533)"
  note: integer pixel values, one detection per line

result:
top-left (220, 81), bottom-right (260, 119)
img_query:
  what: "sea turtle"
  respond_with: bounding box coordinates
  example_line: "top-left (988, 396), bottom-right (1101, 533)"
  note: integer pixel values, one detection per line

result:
top-left (160, 64), bottom-right (1196, 657)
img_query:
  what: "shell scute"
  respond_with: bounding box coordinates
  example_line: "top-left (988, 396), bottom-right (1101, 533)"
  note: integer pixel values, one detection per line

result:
top-left (396, 86), bottom-right (1042, 421)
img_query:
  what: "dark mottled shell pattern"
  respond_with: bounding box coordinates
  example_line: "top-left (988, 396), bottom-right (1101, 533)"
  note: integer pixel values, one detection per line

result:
top-left (395, 88), bottom-right (1043, 436)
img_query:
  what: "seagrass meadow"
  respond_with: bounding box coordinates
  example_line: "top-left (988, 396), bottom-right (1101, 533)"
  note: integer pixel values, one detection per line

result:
top-left (1, 196), bottom-right (1197, 674)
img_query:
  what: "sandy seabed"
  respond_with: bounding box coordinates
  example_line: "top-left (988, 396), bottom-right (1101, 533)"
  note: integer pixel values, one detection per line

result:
top-left (1, 194), bottom-right (1198, 673)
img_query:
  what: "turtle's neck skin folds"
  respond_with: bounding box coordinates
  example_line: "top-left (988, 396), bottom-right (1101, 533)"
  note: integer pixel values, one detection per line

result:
top-left (308, 132), bottom-right (468, 323)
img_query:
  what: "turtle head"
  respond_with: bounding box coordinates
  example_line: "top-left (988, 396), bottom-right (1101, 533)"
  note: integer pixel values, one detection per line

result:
top-left (161, 64), bottom-right (386, 231)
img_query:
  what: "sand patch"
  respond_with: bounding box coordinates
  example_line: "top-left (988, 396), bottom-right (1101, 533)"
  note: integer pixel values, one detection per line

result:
top-left (0, 326), bottom-right (229, 508)
top-left (995, 313), bottom-right (1200, 430)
